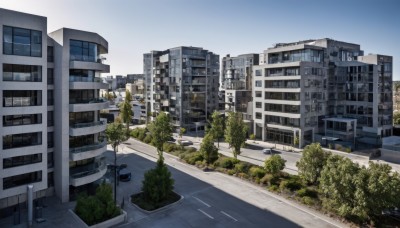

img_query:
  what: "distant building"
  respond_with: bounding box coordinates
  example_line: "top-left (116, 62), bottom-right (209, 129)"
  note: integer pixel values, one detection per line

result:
top-left (126, 74), bottom-right (144, 84)
top-left (253, 38), bottom-right (392, 149)
top-left (144, 46), bottom-right (219, 131)
top-left (394, 81), bottom-right (400, 112)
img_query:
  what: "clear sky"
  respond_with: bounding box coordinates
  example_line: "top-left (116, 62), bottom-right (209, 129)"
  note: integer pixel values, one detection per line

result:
top-left (1, 0), bottom-right (399, 79)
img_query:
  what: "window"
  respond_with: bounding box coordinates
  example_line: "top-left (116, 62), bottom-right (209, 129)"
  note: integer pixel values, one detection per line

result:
top-left (47, 68), bottom-right (54, 84)
top-left (3, 154), bottom-right (42, 169)
top-left (47, 90), bottom-right (54, 106)
top-left (69, 69), bottom-right (95, 82)
top-left (255, 80), bottom-right (262, 87)
top-left (255, 69), bottom-right (262, 76)
top-left (48, 153), bottom-right (54, 168)
top-left (3, 171), bottom-right (42, 190)
top-left (47, 46), bottom-right (54, 62)
top-left (48, 111), bottom-right (54, 126)
top-left (3, 114), bottom-right (42, 126)
top-left (3, 90), bottom-right (42, 107)
top-left (3, 132), bottom-right (42, 149)
top-left (3, 26), bottom-right (42, 57)
top-left (255, 102), bottom-right (262, 109)
top-left (69, 111), bottom-right (95, 125)
top-left (255, 91), bottom-right (262, 98)
top-left (255, 112), bottom-right (262, 119)
top-left (69, 90), bottom-right (95, 104)
top-left (3, 64), bottom-right (42, 82)
top-left (47, 132), bottom-right (54, 148)
top-left (70, 40), bottom-right (98, 62)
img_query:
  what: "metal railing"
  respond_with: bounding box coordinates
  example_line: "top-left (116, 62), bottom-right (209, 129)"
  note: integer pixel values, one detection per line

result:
top-left (70, 140), bottom-right (107, 154)
top-left (69, 76), bottom-right (102, 82)
top-left (70, 159), bottom-right (106, 179)
top-left (70, 120), bottom-right (106, 129)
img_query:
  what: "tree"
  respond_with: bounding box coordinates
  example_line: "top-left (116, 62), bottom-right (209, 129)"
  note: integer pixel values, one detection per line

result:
top-left (225, 112), bottom-right (248, 159)
top-left (179, 127), bottom-right (186, 139)
top-left (394, 112), bottom-right (400, 125)
top-left (105, 121), bottom-right (126, 202)
top-left (199, 133), bottom-right (219, 167)
top-left (148, 112), bottom-right (173, 160)
top-left (264, 155), bottom-right (286, 176)
top-left (209, 111), bottom-right (224, 148)
top-left (120, 90), bottom-right (133, 137)
top-left (319, 155), bottom-right (360, 219)
top-left (293, 135), bottom-right (299, 148)
top-left (296, 143), bottom-right (330, 185)
top-left (142, 159), bottom-right (175, 204)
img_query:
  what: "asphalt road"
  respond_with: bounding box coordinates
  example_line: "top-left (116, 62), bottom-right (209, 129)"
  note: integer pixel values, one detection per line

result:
top-left (107, 138), bottom-right (346, 228)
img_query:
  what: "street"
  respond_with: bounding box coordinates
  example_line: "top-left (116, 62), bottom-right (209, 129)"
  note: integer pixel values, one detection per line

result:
top-left (108, 138), bottom-right (346, 228)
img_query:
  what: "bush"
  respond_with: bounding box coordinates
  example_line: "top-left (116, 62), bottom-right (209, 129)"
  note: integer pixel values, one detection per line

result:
top-left (143, 134), bottom-right (152, 144)
top-left (237, 172), bottom-right (249, 179)
top-left (279, 176), bottom-right (303, 192)
top-left (183, 152), bottom-right (203, 165)
top-left (215, 157), bottom-right (238, 169)
top-left (163, 143), bottom-right (177, 152)
top-left (249, 166), bottom-right (266, 179)
top-left (301, 196), bottom-right (315, 206)
top-left (234, 162), bottom-right (251, 173)
top-left (185, 147), bottom-right (197, 153)
top-left (296, 188), bottom-right (318, 198)
top-left (227, 169), bottom-right (236, 175)
top-left (264, 155), bottom-right (286, 175)
top-left (268, 185), bottom-right (279, 192)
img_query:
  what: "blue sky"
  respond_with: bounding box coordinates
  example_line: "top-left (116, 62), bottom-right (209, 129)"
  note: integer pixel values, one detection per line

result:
top-left (1, 0), bottom-right (399, 79)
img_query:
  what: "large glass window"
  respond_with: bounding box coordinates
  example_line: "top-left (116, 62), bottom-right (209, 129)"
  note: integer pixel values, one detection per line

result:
top-left (47, 46), bottom-right (54, 62)
top-left (69, 111), bottom-right (95, 125)
top-left (3, 132), bottom-right (42, 149)
top-left (3, 114), bottom-right (42, 126)
top-left (69, 90), bottom-right (95, 104)
top-left (70, 40), bottom-right (98, 62)
top-left (69, 69), bottom-right (95, 82)
top-left (3, 64), bottom-right (42, 82)
top-left (3, 154), bottom-right (42, 169)
top-left (47, 68), bottom-right (54, 84)
top-left (3, 26), bottom-right (42, 57)
top-left (3, 90), bottom-right (42, 107)
top-left (48, 90), bottom-right (54, 106)
top-left (3, 171), bottom-right (42, 190)
top-left (48, 111), bottom-right (54, 126)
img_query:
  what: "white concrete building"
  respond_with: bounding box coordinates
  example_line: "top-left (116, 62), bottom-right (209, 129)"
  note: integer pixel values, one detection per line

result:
top-left (0, 8), bottom-right (110, 215)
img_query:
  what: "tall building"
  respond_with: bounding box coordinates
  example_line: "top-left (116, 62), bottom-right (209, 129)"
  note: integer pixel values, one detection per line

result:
top-left (0, 8), bottom-right (110, 214)
top-left (393, 81), bottom-right (400, 112)
top-left (253, 38), bottom-right (392, 149)
top-left (221, 54), bottom-right (259, 121)
top-left (144, 47), bottom-right (219, 131)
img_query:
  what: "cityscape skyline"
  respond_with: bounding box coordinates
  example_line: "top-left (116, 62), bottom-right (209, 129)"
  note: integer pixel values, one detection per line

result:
top-left (0, 0), bottom-right (399, 79)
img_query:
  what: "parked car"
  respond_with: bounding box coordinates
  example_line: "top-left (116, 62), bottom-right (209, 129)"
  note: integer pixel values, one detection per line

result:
top-left (178, 140), bottom-right (193, 146)
top-left (262, 148), bottom-right (273, 154)
top-left (119, 168), bottom-right (131, 182)
top-left (167, 136), bottom-right (176, 142)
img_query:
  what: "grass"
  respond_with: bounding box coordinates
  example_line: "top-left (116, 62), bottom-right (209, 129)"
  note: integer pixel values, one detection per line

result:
top-left (131, 191), bottom-right (181, 211)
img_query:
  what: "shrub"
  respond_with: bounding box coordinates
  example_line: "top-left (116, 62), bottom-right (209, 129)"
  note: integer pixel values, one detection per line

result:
top-left (260, 173), bottom-right (273, 186)
top-left (237, 172), bottom-right (249, 179)
top-left (268, 185), bottom-right (279, 192)
top-left (163, 143), bottom-right (177, 152)
top-left (301, 196), bottom-right (315, 206)
top-left (296, 188), bottom-right (318, 198)
top-left (215, 157), bottom-right (238, 169)
top-left (185, 147), bottom-right (197, 153)
top-left (143, 134), bottom-right (152, 144)
top-left (345, 147), bottom-right (351, 153)
top-left (264, 155), bottom-right (286, 175)
top-left (279, 177), bottom-right (303, 192)
top-left (249, 166), bottom-right (266, 179)
top-left (183, 152), bottom-right (203, 165)
top-left (227, 169), bottom-right (236, 175)
top-left (234, 162), bottom-right (251, 173)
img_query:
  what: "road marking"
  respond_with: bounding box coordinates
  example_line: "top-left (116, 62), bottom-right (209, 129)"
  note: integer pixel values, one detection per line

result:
top-left (220, 211), bottom-right (238, 222)
top-left (193, 196), bottom-right (211, 207)
top-left (198, 209), bottom-right (214, 219)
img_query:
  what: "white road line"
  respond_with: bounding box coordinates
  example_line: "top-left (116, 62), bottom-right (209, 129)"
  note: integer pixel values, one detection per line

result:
top-left (198, 209), bottom-right (214, 219)
top-left (193, 196), bottom-right (211, 207)
top-left (220, 211), bottom-right (238, 222)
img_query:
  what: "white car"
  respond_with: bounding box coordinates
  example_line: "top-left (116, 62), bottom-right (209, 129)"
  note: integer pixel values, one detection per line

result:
top-left (262, 148), bottom-right (273, 154)
top-left (178, 140), bottom-right (193, 146)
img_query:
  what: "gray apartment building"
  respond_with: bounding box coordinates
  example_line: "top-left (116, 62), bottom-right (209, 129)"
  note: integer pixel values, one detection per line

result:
top-left (0, 8), bottom-right (110, 215)
top-left (144, 47), bottom-right (219, 131)
top-left (253, 38), bottom-right (392, 149)
top-left (221, 54), bottom-right (259, 121)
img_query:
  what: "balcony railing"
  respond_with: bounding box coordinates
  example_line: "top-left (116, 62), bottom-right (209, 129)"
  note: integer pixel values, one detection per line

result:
top-left (69, 98), bottom-right (107, 104)
top-left (71, 120), bottom-right (106, 129)
top-left (70, 140), bottom-right (107, 154)
top-left (70, 159), bottom-right (106, 179)
top-left (69, 76), bottom-right (102, 82)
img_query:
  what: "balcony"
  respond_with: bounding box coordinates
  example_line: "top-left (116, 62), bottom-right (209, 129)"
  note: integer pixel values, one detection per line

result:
top-left (69, 159), bottom-right (107, 187)
top-left (69, 76), bottom-right (108, 90)
top-left (70, 60), bottom-right (110, 73)
top-left (69, 99), bottom-right (109, 112)
top-left (70, 119), bottom-right (107, 136)
top-left (70, 140), bottom-right (107, 161)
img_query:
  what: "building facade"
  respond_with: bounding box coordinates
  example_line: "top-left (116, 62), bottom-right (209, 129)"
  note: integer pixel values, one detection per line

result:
top-left (253, 38), bottom-right (392, 149)
top-left (0, 8), bottom-right (110, 214)
top-left (144, 47), bottom-right (219, 131)
top-left (221, 54), bottom-right (259, 121)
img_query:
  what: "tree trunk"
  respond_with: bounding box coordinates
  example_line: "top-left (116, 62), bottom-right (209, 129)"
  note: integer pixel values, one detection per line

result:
top-left (217, 137), bottom-right (219, 148)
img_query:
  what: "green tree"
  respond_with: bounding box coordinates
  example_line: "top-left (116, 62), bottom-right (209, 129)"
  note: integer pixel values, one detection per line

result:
top-left (209, 111), bottom-right (224, 148)
top-left (394, 112), bottom-right (400, 125)
top-left (296, 143), bottom-right (330, 184)
top-left (105, 121), bottom-right (126, 201)
top-left (249, 134), bottom-right (255, 143)
top-left (319, 155), bottom-right (360, 219)
top-left (179, 127), bottom-right (186, 139)
top-left (264, 155), bottom-right (286, 176)
top-left (225, 112), bottom-right (248, 159)
top-left (199, 133), bottom-right (219, 167)
top-left (120, 90), bottom-right (133, 137)
top-left (142, 159), bottom-right (175, 204)
top-left (148, 112), bottom-right (173, 159)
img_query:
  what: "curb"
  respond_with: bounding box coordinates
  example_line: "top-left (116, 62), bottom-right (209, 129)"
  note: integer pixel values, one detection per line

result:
top-left (129, 192), bottom-right (184, 214)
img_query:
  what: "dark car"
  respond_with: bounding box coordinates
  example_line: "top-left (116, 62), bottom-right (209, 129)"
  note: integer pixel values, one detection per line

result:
top-left (119, 168), bottom-right (131, 182)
